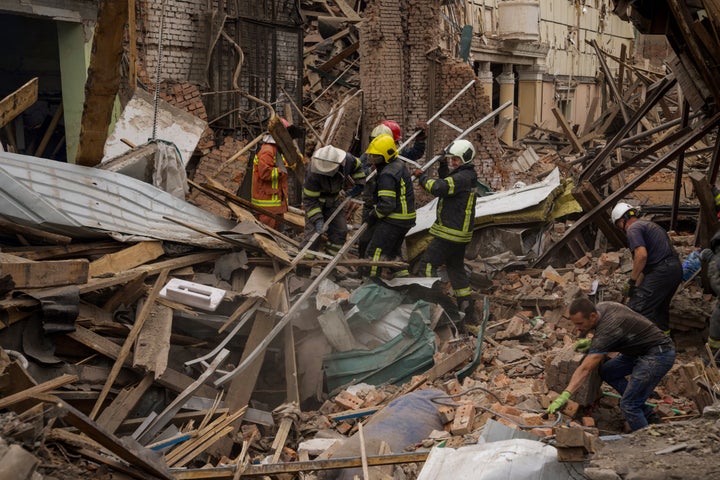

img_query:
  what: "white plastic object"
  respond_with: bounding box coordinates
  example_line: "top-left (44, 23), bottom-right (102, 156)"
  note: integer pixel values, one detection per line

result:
top-left (159, 278), bottom-right (225, 311)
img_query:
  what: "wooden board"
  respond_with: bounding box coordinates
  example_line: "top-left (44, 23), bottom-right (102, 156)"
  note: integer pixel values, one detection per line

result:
top-left (133, 301), bottom-right (172, 378)
top-left (89, 241), bottom-right (165, 278)
top-left (0, 77), bottom-right (38, 129)
top-left (0, 255), bottom-right (89, 288)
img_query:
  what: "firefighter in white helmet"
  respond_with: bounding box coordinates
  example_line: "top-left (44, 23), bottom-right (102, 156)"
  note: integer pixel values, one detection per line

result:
top-left (301, 145), bottom-right (366, 255)
top-left (611, 202), bottom-right (682, 334)
top-left (413, 139), bottom-right (478, 327)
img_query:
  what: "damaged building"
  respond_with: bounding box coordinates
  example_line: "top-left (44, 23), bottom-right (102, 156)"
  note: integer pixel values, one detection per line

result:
top-left (2, 0), bottom-right (720, 479)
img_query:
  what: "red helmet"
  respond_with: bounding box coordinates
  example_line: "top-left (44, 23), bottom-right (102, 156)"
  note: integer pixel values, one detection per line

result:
top-left (381, 120), bottom-right (401, 141)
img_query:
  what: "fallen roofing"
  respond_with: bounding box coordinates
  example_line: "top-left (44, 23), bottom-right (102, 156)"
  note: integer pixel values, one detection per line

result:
top-left (0, 152), bottom-right (239, 247)
top-left (408, 167), bottom-right (564, 236)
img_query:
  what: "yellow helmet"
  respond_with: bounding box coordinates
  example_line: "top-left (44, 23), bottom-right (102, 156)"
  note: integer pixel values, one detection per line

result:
top-left (365, 133), bottom-right (398, 164)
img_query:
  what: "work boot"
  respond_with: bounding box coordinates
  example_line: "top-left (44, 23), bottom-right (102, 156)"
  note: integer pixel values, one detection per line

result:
top-left (458, 298), bottom-right (477, 326)
top-left (646, 412), bottom-right (662, 425)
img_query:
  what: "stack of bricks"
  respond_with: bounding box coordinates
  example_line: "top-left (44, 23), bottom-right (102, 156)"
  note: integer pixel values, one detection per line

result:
top-left (189, 137), bottom-right (248, 218)
top-left (544, 345), bottom-right (602, 408)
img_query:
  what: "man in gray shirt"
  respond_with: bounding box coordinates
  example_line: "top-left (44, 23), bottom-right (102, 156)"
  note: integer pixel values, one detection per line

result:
top-left (547, 298), bottom-right (675, 431)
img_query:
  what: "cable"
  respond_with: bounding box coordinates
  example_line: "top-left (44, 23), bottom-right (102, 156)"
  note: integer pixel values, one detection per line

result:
top-left (152, 0), bottom-right (167, 140)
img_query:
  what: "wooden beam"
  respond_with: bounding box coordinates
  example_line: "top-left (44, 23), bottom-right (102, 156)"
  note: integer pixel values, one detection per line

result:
top-left (316, 42), bottom-right (359, 73)
top-left (690, 171), bottom-right (720, 246)
top-left (75, 0), bottom-right (129, 166)
top-left (551, 106), bottom-right (583, 153)
top-left (48, 397), bottom-right (173, 480)
top-left (89, 241), bottom-right (165, 278)
top-left (132, 301), bottom-right (172, 378)
top-left (0, 217), bottom-right (71, 245)
top-left (1, 256), bottom-right (89, 289)
top-left (172, 452), bottom-right (430, 479)
top-left (0, 77), bottom-right (38, 129)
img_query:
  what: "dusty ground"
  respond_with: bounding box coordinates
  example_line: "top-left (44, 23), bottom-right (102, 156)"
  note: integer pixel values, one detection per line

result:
top-left (587, 418), bottom-right (720, 480)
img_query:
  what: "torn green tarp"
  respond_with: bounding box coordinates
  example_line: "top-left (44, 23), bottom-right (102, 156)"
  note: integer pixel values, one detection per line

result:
top-left (346, 282), bottom-right (405, 324)
top-left (323, 301), bottom-right (435, 393)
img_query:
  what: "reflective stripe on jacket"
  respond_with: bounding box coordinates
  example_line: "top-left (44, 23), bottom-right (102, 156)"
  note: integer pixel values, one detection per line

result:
top-left (419, 162), bottom-right (477, 243)
top-left (251, 143), bottom-right (288, 213)
top-left (302, 153), bottom-right (366, 223)
top-left (372, 159), bottom-right (416, 228)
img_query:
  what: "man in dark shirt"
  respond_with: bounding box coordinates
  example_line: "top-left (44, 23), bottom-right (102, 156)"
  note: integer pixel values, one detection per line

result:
top-left (610, 202), bottom-right (682, 333)
top-left (547, 298), bottom-right (676, 431)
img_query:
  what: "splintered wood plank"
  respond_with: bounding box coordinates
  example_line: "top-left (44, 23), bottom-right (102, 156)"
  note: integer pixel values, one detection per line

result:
top-left (48, 397), bottom-right (173, 480)
top-left (65, 325), bottom-right (217, 398)
top-left (96, 373), bottom-right (154, 434)
top-left (332, 0), bottom-right (362, 21)
top-left (0, 374), bottom-right (77, 410)
top-left (89, 269), bottom-right (169, 420)
top-left (209, 283), bottom-right (285, 458)
top-left (0, 254), bottom-right (89, 288)
top-left (133, 301), bottom-right (172, 378)
top-left (0, 77), bottom-right (38, 128)
top-left (89, 241), bottom-right (165, 278)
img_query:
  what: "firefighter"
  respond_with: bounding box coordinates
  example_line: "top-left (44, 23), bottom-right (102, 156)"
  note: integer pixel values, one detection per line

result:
top-left (413, 139), bottom-right (478, 325)
top-left (354, 120), bottom-right (427, 227)
top-left (362, 133), bottom-right (416, 277)
top-left (301, 145), bottom-right (366, 255)
top-left (251, 118), bottom-right (291, 229)
top-left (611, 202), bottom-right (682, 334)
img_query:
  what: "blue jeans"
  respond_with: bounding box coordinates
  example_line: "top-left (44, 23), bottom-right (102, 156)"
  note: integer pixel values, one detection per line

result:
top-left (599, 349), bottom-right (676, 431)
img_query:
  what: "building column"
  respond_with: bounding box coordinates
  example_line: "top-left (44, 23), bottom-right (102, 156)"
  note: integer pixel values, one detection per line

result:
top-left (516, 65), bottom-right (545, 139)
top-left (497, 65), bottom-right (515, 146)
top-left (477, 62), bottom-right (493, 103)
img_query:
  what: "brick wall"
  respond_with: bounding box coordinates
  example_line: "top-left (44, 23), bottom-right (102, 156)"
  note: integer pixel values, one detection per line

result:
top-left (189, 137), bottom-right (249, 218)
top-left (361, 0), bottom-right (507, 192)
top-left (136, 0), bottom-right (206, 83)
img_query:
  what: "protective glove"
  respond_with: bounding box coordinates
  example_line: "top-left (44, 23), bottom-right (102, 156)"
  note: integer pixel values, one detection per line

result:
top-left (364, 208), bottom-right (378, 226)
top-left (574, 338), bottom-right (591, 353)
top-left (314, 219), bottom-right (324, 234)
top-left (547, 390), bottom-right (572, 414)
top-left (413, 168), bottom-right (424, 178)
top-left (621, 279), bottom-right (636, 297)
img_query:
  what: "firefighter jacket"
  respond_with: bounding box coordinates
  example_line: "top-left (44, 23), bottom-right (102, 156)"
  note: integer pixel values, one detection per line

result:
top-left (418, 161), bottom-right (477, 243)
top-left (251, 143), bottom-right (288, 214)
top-left (370, 159), bottom-right (416, 228)
top-left (303, 153), bottom-right (366, 223)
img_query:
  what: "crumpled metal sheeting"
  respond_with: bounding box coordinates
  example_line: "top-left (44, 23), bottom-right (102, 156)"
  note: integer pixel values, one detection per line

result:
top-left (0, 151), bottom-right (239, 247)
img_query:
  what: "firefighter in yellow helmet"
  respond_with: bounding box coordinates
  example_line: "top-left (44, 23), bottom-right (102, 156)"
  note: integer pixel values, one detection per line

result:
top-left (360, 134), bottom-right (416, 277)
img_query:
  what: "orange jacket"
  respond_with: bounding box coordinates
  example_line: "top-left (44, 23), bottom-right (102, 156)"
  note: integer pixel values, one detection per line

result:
top-left (251, 143), bottom-right (288, 214)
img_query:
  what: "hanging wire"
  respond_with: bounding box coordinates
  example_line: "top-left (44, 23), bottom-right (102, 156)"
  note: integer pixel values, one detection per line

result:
top-left (152, 0), bottom-right (168, 140)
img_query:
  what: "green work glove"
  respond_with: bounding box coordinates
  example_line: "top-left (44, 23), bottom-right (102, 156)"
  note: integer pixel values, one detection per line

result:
top-left (547, 390), bottom-right (572, 414)
top-left (621, 279), bottom-right (636, 297)
top-left (574, 338), bottom-right (591, 353)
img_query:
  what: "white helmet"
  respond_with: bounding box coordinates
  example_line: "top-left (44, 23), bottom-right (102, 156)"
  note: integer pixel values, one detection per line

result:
top-left (311, 145), bottom-right (345, 176)
top-left (370, 124), bottom-right (393, 140)
top-left (446, 139), bottom-right (475, 164)
top-left (610, 202), bottom-right (638, 224)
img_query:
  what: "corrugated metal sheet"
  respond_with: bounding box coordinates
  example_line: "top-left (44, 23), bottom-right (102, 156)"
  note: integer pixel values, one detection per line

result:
top-left (0, 152), bottom-right (240, 247)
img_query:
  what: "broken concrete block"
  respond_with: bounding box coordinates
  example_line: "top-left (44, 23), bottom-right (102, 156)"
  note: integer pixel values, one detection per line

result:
top-left (574, 255), bottom-right (591, 268)
top-left (0, 444), bottom-right (39, 480)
